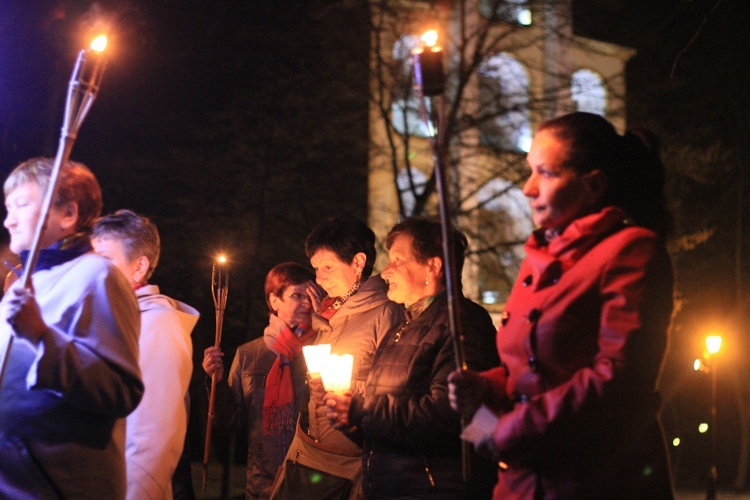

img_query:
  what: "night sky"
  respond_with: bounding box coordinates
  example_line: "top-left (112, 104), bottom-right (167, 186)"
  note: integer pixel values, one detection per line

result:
top-left (1, 0), bottom-right (749, 492)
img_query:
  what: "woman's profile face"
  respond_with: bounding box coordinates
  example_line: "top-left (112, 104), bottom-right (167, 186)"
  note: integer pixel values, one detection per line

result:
top-left (381, 234), bottom-right (432, 307)
top-left (523, 129), bottom-right (597, 232)
top-left (309, 248), bottom-right (361, 298)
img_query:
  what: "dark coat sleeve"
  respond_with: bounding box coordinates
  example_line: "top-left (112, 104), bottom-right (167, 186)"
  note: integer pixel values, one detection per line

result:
top-left (357, 298), bottom-right (499, 451)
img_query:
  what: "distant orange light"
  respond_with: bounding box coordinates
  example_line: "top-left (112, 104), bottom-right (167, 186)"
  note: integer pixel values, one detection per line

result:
top-left (216, 255), bottom-right (227, 264)
top-left (90, 35), bottom-right (107, 53)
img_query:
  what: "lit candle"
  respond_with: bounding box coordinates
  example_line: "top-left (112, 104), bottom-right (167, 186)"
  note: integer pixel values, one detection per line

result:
top-left (302, 344), bottom-right (332, 376)
top-left (320, 353), bottom-right (354, 394)
top-left (412, 29), bottom-right (445, 97)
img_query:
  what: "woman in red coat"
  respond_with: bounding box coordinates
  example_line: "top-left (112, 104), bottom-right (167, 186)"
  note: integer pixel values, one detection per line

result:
top-left (449, 112), bottom-right (675, 499)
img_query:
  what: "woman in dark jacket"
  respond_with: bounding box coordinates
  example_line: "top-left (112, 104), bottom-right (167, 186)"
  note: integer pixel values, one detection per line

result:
top-left (323, 217), bottom-right (500, 498)
top-left (448, 112), bottom-right (675, 499)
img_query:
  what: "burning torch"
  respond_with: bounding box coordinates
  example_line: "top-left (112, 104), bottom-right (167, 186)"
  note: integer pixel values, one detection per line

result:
top-left (412, 29), bottom-right (470, 480)
top-left (202, 254), bottom-right (229, 495)
top-left (0, 35), bottom-right (108, 385)
top-left (22, 34), bottom-right (108, 287)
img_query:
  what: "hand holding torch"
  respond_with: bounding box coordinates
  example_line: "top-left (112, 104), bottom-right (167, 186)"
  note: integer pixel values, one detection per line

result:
top-left (412, 29), bottom-right (471, 481)
top-left (1, 35), bottom-right (108, 386)
top-left (202, 255), bottom-right (229, 495)
top-left (21, 35), bottom-right (108, 289)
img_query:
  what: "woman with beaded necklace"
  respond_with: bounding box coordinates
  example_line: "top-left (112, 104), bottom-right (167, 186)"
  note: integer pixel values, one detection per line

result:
top-left (271, 216), bottom-right (405, 499)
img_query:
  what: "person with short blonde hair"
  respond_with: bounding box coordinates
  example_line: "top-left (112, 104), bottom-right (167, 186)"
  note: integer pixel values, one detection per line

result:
top-left (0, 157), bottom-right (142, 499)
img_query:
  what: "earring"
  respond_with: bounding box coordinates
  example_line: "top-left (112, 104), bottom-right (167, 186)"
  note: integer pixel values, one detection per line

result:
top-left (425, 278), bottom-right (430, 285)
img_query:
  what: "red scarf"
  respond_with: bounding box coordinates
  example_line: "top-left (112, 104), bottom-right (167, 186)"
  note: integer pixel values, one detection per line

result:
top-left (319, 297), bottom-right (340, 320)
top-left (263, 324), bottom-right (316, 436)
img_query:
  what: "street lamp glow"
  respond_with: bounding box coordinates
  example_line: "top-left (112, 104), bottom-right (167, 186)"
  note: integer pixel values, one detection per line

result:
top-left (672, 437), bottom-right (681, 447)
top-left (699, 423), bottom-right (709, 433)
top-left (694, 358), bottom-right (701, 371)
top-left (705, 335), bottom-right (722, 355)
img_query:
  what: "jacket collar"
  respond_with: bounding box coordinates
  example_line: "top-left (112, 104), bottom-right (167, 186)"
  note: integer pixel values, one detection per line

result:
top-left (16, 233), bottom-right (92, 276)
top-left (524, 207), bottom-right (630, 290)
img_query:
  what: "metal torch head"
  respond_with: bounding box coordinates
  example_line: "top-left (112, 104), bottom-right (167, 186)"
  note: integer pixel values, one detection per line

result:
top-left (212, 256), bottom-right (229, 308)
top-left (412, 46), bottom-right (445, 97)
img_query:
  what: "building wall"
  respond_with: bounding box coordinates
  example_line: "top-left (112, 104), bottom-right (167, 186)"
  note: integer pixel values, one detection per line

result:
top-left (367, 0), bottom-right (634, 317)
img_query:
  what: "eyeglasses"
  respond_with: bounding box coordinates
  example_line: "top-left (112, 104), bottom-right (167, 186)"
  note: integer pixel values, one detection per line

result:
top-left (284, 292), bottom-right (312, 303)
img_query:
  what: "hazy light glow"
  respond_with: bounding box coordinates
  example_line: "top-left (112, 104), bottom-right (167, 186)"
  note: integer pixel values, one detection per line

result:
top-left (672, 437), bottom-right (680, 447)
top-left (216, 255), bottom-right (227, 264)
top-left (705, 335), bottom-right (722, 355)
top-left (420, 30), bottom-right (438, 47)
top-left (693, 358), bottom-right (702, 371)
top-left (699, 423), bottom-right (709, 433)
top-left (90, 35), bottom-right (108, 52)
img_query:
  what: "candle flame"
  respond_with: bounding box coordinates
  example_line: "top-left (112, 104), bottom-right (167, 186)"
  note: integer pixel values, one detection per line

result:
top-left (217, 255), bottom-right (227, 264)
top-left (420, 30), bottom-right (438, 48)
top-left (302, 344), bottom-right (332, 375)
top-left (320, 353), bottom-right (354, 394)
top-left (90, 35), bottom-right (108, 53)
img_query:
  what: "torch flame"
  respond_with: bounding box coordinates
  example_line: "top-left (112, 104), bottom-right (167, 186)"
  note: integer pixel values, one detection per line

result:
top-left (420, 30), bottom-right (438, 48)
top-left (90, 35), bottom-right (108, 53)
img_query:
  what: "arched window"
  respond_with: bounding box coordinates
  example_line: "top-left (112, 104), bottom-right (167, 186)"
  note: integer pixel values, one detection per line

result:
top-left (474, 178), bottom-right (532, 306)
top-left (475, 178), bottom-right (531, 241)
top-left (571, 69), bottom-right (607, 117)
top-left (391, 35), bottom-right (430, 137)
top-left (478, 53), bottom-right (532, 152)
top-left (396, 166), bottom-right (427, 216)
top-left (480, 0), bottom-right (532, 25)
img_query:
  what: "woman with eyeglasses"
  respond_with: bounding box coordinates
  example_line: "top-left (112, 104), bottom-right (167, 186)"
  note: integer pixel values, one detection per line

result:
top-left (202, 262), bottom-right (316, 499)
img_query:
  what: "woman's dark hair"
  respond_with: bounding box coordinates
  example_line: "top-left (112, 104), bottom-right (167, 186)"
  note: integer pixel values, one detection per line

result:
top-left (385, 217), bottom-right (468, 286)
top-left (264, 262), bottom-right (315, 314)
top-left (538, 112), bottom-right (672, 239)
top-left (305, 216), bottom-right (377, 278)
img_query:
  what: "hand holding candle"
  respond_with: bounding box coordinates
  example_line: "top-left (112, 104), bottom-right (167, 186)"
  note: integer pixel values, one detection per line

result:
top-left (324, 392), bottom-right (353, 431)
